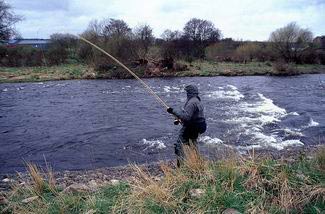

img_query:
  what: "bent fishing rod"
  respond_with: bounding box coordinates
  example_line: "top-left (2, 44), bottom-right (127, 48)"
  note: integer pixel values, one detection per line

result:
top-left (79, 36), bottom-right (180, 125)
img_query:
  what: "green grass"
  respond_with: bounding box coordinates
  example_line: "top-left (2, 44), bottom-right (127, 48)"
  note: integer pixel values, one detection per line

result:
top-left (0, 64), bottom-right (91, 83)
top-left (2, 148), bottom-right (324, 214)
top-left (1, 61), bottom-right (325, 83)
top-left (176, 60), bottom-right (325, 77)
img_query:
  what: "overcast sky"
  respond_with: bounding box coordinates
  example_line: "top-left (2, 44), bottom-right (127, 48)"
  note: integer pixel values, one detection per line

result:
top-left (10, 0), bottom-right (325, 41)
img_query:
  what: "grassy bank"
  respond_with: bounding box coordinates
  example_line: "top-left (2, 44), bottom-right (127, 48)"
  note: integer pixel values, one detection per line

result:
top-left (1, 62), bottom-right (325, 83)
top-left (1, 147), bottom-right (324, 214)
top-left (177, 61), bottom-right (325, 77)
top-left (0, 64), bottom-right (92, 83)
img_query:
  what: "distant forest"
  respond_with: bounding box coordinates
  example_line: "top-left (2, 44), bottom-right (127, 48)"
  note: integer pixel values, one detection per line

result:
top-left (0, 0), bottom-right (324, 70)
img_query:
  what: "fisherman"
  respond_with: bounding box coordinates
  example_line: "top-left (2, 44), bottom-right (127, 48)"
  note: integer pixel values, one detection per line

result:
top-left (167, 85), bottom-right (206, 167)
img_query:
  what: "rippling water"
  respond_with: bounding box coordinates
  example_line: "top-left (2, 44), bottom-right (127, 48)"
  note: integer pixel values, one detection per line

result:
top-left (0, 75), bottom-right (324, 173)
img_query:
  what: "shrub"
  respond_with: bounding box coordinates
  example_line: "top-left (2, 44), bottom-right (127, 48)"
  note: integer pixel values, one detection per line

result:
top-left (316, 146), bottom-right (325, 170)
top-left (316, 50), bottom-right (325, 65)
top-left (46, 45), bottom-right (68, 65)
top-left (0, 46), bottom-right (45, 67)
top-left (272, 61), bottom-right (299, 75)
top-left (299, 49), bottom-right (318, 64)
top-left (235, 43), bottom-right (262, 63)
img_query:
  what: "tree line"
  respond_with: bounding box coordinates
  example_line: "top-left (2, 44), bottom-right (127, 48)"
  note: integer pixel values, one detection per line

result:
top-left (0, 0), bottom-right (324, 69)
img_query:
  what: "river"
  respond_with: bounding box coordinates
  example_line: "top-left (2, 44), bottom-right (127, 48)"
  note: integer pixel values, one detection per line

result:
top-left (1, 75), bottom-right (324, 173)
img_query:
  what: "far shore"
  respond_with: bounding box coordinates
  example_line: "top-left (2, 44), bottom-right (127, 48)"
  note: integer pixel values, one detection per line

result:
top-left (1, 61), bottom-right (325, 84)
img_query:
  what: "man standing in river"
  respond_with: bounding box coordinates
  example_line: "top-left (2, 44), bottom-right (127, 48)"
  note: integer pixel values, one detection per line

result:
top-left (167, 85), bottom-right (207, 167)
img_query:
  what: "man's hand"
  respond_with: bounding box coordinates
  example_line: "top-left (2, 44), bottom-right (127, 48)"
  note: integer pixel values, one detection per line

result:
top-left (167, 107), bottom-right (173, 114)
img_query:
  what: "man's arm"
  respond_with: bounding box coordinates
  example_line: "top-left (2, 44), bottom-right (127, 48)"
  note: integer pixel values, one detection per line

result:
top-left (172, 102), bottom-right (196, 123)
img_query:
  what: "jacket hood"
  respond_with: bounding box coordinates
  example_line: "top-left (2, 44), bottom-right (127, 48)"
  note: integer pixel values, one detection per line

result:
top-left (185, 85), bottom-right (199, 100)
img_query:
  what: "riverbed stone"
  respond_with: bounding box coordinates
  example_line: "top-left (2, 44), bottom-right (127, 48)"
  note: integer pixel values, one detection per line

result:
top-left (22, 196), bottom-right (39, 204)
top-left (88, 180), bottom-right (99, 191)
top-left (63, 183), bottom-right (90, 193)
top-left (85, 209), bottom-right (96, 214)
top-left (189, 188), bottom-right (205, 198)
top-left (110, 179), bottom-right (120, 186)
top-left (2, 178), bottom-right (13, 183)
top-left (0, 196), bottom-right (8, 205)
top-left (222, 208), bottom-right (241, 214)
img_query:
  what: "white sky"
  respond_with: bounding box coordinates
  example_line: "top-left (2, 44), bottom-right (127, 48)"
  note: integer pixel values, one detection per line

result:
top-left (10, 0), bottom-right (325, 41)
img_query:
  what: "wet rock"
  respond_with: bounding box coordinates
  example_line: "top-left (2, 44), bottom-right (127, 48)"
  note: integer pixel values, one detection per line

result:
top-left (83, 72), bottom-right (96, 79)
top-left (0, 196), bottom-right (8, 205)
top-left (152, 176), bottom-right (163, 182)
top-left (110, 179), bottom-right (120, 186)
top-left (88, 180), bottom-right (99, 191)
top-left (19, 182), bottom-right (26, 186)
top-left (222, 208), bottom-right (241, 214)
top-left (85, 209), bottom-right (96, 214)
top-left (22, 196), bottom-right (39, 204)
top-left (2, 178), bottom-right (13, 183)
top-left (63, 183), bottom-right (90, 193)
top-left (189, 188), bottom-right (205, 198)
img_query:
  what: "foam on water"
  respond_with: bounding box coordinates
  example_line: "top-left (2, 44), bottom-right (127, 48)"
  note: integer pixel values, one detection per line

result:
top-left (142, 139), bottom-right (166, 149)
top-left (2, 88), bottom-right (8, 92)
top-left (282, 128), bottom-right (304, 137)
top-left (227, 85), bottom-right (238, 90)
top-left (244, 93), bottom-right (287, 116)
top-left (222, 91), bottom-right (307, 151)
top-left (226, 115), bottom-right (280, 126)
top-left (205, 85), bottom-right (244, 101)
top-left (308, 118), bottom-right (319, 127)
top-left (198, 136), bottom-right (223, 145)
top-left (237, 139), bottom-right (304, 151)
top-left (163, 86), bottom-right (182, 93)
top-left (288, 112), bottom-right (299, 116)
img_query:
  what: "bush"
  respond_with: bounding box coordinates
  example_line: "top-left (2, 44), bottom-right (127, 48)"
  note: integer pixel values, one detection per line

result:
top-left (316, 50), bottom-right (325, 65)
top-left (272, 61), bottom-right (298, 75)
top-left (46, 46), bottom-right (68, 65)
top-left (235, 43), bottom-right (262, 63)
top-left (205, 40), bottom-right (239, 62)
top-left (299, 49), bottom-right (318, 64)
top-left (0, 46), bottom-right (45, 67)
top-left (316, 146), bottom-right (325, 170)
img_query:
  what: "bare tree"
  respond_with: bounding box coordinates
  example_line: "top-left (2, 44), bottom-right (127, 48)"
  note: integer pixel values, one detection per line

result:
top-left (134, 24), bottom-right (154, 58)
top-left (183, 18), bottom-right (221, 43)
top-left (102, 18), bottom-right (132, 39)
top-left (161, 29), bottom-right (182, 41)
top-left (0, 0), bottom-right (23, 40)
top-left (269, 22), bottom-right (313, 62)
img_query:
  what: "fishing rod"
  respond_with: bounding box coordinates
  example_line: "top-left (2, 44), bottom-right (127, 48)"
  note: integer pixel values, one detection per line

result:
top-left (79, 36), bottom-right (180, 124)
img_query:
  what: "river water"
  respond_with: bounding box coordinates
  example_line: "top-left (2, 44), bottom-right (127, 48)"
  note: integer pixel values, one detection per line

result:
top-left (1, 75), bottom-right (325, 173)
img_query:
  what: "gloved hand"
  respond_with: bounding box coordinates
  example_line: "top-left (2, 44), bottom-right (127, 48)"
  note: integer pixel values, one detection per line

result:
top-left (174, 119), bottom-right (180, 125)
top-left (167, 107), bottom-right (173, 114)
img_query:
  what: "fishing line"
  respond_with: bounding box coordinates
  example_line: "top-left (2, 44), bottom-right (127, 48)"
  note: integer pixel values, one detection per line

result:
top-left (79, 36), bottom-right (170, 110)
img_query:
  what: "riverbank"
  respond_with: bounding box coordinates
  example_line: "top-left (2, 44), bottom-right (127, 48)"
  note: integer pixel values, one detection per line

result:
top-left (1, 62), bottom-right (325, 83)
top-left (1, 146), bottom-right (324, 213)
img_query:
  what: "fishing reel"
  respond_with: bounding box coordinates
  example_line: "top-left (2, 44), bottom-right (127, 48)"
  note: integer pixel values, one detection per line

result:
top-left (174, 119), bottom-right (181, 125)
